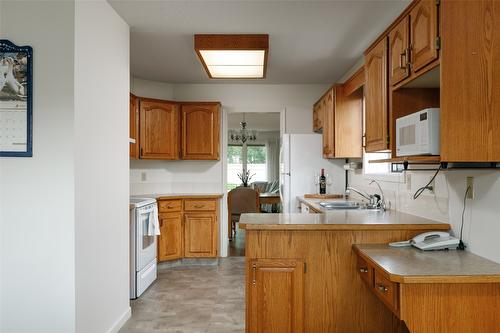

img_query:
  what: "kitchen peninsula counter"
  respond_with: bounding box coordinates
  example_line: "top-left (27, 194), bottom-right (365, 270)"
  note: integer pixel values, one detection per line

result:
top-left (239, 210), bottom-right (449, 231)
top-left (241, 211), bottom-right (450, 333)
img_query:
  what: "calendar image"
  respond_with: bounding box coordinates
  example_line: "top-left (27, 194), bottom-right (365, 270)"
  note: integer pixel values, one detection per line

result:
top-left (0, 40), bottom-right (33, 157)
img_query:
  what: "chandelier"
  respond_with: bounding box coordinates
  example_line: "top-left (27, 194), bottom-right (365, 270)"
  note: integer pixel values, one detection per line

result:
top-left (230, 113), bottom-right (257, 144)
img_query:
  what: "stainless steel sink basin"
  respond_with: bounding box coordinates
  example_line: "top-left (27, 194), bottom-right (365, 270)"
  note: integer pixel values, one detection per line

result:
top-left (319, 201), bottom-right (362, 210)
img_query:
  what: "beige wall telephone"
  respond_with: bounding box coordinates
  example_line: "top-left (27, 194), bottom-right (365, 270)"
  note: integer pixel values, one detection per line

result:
top-left (390, 231), bottom-right (460, 251)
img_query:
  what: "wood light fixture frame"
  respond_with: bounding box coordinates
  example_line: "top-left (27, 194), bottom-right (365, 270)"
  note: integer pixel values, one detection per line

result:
top-left (194, 34), bottom-right (269, 79)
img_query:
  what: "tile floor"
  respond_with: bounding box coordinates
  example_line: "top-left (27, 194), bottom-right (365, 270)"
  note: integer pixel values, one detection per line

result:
top-left (119, 257), bottom-right (245, 333)
top-left (228, 225), bottom-right (245, 257)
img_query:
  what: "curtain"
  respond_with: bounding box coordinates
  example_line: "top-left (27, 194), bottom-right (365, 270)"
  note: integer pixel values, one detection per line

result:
top-left (266, 136), bottom-right (279, 182)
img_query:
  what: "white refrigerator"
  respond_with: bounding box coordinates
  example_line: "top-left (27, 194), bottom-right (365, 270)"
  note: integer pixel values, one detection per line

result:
top-left (280, 134), bottom-right (346, 213)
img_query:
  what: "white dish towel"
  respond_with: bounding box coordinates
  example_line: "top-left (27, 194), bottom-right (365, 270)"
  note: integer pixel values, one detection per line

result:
top-left (147, 204), bottom-right (161, 236)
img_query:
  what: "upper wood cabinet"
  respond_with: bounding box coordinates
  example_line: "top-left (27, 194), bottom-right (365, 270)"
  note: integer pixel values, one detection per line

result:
top-left (247, 258), bottom-right (304, 333)
top-left (388, 0), bottom-right (440, 86)
top-left (139, 99), bottom-right (179, 160)
top-left (335, 87), bottom-right (363, 158)
top-left (322, 88), bottom-right (335, 159)
top-left (389, 17), bottom-right (410, 85)
top-left (441, 0), bottom-right (500, 162)
top-left (410, 0), bottom-right (439, 72)
top-left (313, 100), bottom-right (324, 133)
top-left (181, 103), bottom-right (220, 160)
top-left (129, 94), bottom-right (139, 159)
top-left (184, 212), bottom-right (217, 258)
top-left (158, 212), bottom-right (183, 261)
top-left (313, 82), bottom-right (363, 159)
top-left (365, 37), bottom-right (389, 152)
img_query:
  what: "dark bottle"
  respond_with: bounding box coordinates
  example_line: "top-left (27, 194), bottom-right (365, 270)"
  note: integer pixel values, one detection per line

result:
top-left (319, 168), bottom-right (326, 194)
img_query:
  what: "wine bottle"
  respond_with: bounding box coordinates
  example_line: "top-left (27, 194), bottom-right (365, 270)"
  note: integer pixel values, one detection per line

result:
top-left (319, 168), bottom-right (326, 194)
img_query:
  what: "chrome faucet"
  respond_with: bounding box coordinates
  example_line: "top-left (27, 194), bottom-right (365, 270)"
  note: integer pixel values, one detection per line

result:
top-left (369, 179), bottom-right (388, 211)
top-left (345, 181), bottom-right (388, 211)
top-left (345, 186), bottom-right (372, 202)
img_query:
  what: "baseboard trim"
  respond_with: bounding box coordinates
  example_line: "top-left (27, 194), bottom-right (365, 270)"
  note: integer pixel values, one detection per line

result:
top-left (106, 306), bottom-right (131, 333)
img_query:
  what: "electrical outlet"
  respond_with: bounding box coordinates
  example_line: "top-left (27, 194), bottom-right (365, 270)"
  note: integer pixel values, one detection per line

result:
top-left (141, 172), bottom-right (147, 182)
top-left (406, 173), bottom-right (412, 191)
top-left (428, 179), bottom-right (435, 194)
top-left (466, 176), bottom-right (474, 199)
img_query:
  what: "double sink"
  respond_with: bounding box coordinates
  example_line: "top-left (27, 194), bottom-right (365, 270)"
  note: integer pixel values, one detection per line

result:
top-left (319, 201), bottom-right (382, 211)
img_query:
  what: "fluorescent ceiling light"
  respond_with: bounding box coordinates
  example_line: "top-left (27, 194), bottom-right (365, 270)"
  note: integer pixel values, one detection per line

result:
top-left (194, 35), bottom-right (269, 79)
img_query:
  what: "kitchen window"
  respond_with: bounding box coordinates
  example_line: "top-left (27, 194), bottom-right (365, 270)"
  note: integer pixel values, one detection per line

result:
top-left (227, 144), bottom-right (267, 190)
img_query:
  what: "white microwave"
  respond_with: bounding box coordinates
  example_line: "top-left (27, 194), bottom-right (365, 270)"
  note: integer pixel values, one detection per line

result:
top-left (396, 108), bottom-right (440, 157)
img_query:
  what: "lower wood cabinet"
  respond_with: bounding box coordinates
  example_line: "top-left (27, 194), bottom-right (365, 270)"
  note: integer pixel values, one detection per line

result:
top-left (157, 197), bottom-right (219, 261)
top-left (184, 212), bottom-right (217, 257)
top-left (158, 213), bottom-right (183, 261)
top-left (247, 258), bottom-right (305, 333)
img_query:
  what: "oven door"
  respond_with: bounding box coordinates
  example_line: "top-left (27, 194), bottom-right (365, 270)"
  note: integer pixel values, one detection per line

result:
top-left (135, 204), bottom-right (158, 272)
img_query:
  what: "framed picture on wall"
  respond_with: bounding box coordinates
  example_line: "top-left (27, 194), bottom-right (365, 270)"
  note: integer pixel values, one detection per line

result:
top-left (0, 39), bottom-right (33, 157)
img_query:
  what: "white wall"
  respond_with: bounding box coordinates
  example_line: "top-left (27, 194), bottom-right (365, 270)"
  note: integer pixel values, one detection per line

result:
top-left (0, 1), bottom-right (76, 332)
top-left (74, 1), bottom-right (130, 333)
top-left (131, 77), bottom-right (174, 100)
top-left (174, 83), bottom-right (327, 134)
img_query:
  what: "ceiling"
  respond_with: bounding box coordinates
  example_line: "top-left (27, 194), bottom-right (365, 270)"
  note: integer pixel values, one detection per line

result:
top-left (228, 112), bottom-right (280, 131)
top-left (109, 0), bottom-right (410, 84)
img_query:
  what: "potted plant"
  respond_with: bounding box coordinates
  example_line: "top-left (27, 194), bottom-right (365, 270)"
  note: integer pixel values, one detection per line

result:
top-left (237, 169), bottom-right (255, 187)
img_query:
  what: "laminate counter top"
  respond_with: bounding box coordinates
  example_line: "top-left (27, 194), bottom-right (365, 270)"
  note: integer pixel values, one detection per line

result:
top-left (239, 211), bottom-right (450, 231)
top-left (353, 244), bottom-right (500, 283)
top-left (132, 193), bottom-right (224, 200)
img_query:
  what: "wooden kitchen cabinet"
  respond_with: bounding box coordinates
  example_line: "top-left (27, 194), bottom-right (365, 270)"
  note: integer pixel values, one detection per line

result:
top-left (365, 37), bottom-right (389, 152)
top-left (139, 99), bottom-right (179, 160)
top-left (440, 0), bottom-right (500, 162)
top-left (388, 0), bottom-right (440, 87)
top-left (313, 82), bottom-right (363, 159)
top-left (158, 213), bottom-right (183, 261)
top-left (247, 259), bottom-right (304, 333)
top-left (322, 88), bottom-right (336, 158)
top-left (184, 212), bottom-right (217, 258)
top-left (312, 99), bottom-right (324, 133)
top-left (157, 196), bottom-right (220, 261)
top-left (181, 103), bottom-right (220, 160)
top-left (130, 94), bottom-right (139, 159)
top-left (410, 0), bottom-right (439, 72)
top-left (389, 16), bottom-right (410, 86)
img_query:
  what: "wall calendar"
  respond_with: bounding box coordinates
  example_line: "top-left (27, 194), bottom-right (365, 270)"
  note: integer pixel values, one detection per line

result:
top-left (0, 39), bottom-right (33, 157)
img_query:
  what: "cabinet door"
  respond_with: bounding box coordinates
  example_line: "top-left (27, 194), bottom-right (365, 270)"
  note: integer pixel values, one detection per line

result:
top-left (313, 101), bottom-right (323, 133)
top-left (158, 213), bottom-right (183, 261)
top-left (129, 94), bottom-right (139, 159)
top-left (184, 213), bottom-right (217, 257)
top-left (389, 16), bottom-right (410, 85)
top-left (248, 259), bottom-right (305, 333)
top-left (322, 89), bottom-right (335, 159)
top-left (335, 87), bottom-right (363, 158)
top-left (181, 104), bottom-right (220, 160)
top-left (441, 0), bottom-right (500, 162)
top-left (365, 38), bottom-right (389, 152)
top-left (410, 0), bottom-right (439, 72)
top-left (139, 100), bottom-right (179, 160)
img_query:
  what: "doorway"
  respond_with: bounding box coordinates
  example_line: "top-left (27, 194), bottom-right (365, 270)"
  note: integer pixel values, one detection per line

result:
top-left (225, 111), bottom-right (282, 257)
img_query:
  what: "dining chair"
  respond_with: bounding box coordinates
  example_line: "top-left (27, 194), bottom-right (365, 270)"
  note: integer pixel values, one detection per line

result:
top-left (227, 187), bottom-right (260, 240)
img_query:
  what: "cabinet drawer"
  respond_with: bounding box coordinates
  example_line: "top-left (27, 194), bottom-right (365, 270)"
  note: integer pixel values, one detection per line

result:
top-left (184, 199), bottom-right (216, 212)
top-left (356, 257), bottom-right (373, 287)
top-left (374, 270), bottom-right (398, 312)
top-left (158, 199), bottom-right (182, 213)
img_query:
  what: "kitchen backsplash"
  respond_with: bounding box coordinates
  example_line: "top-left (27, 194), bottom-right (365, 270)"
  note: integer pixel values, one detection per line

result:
top-left (130, 159), bottom-right (223, 195)
top-left (349, 167), bottom-right (500, 263)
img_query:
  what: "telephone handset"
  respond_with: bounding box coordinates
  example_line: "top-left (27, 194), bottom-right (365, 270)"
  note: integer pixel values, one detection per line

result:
top-left (389, 231), bottom-right (460, 251)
